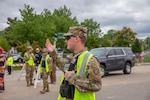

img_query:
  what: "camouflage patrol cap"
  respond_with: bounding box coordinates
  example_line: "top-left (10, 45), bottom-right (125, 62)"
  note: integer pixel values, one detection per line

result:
top-left (27, 46), bottom-right (33, 50)
top-left (42, 48), bottom-right (48, 53)
top-left (64, 26), bottom-right (88, 38)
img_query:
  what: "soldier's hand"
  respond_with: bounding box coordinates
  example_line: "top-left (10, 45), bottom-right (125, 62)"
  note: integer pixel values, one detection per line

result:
top-left (30, 54), bottom-right (33, 57)
top-left (65, 70), bottom-right (75, 80)
top-left (46, 39), bottom-right (56, 53)
top-left (28, 53), bottom-right (32, 57)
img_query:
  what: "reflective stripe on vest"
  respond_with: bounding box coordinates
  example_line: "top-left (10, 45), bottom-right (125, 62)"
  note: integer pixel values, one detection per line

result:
top-left (39, 55), bottom-right (50, 73)
top-left (58, 51), bottom-right (95, 100)
top-left (78, 52), bottom-right (91, 77)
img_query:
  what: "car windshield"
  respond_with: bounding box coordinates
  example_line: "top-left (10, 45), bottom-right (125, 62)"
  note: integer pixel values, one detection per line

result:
top-left (90, 49), bottom-right (106, 57)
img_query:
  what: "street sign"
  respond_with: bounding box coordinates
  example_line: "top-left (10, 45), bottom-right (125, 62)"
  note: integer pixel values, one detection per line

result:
top-left (55, 33), bottom-right (65, 39)
top-left (54, 33), bottom-right (65, 53)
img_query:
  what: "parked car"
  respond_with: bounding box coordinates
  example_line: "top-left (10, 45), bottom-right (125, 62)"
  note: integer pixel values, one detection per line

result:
top-left (11, 52), bottom-right (24, 63)
top-left (90, 47), bottom-right (135, 77)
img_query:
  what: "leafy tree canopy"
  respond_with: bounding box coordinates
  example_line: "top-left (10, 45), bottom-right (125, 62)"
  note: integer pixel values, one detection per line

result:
top-left (81, 19), bottom-right (102, 37)
top-left (112, 26), bottom-right (136, 47)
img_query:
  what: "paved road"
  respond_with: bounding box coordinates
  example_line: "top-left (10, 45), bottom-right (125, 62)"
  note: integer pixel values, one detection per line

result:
top-left (0, 65), bottom-right (150, 100)
top-left (97, 65), bottom-right (150, 100)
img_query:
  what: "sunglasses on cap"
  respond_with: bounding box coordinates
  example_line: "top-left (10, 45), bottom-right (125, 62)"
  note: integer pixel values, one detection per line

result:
top-left (65, 35), bottom-right (76, 40)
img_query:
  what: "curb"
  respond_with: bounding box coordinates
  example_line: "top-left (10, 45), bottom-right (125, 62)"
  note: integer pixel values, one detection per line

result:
top-left (135, 63), bottom-right (150, 66)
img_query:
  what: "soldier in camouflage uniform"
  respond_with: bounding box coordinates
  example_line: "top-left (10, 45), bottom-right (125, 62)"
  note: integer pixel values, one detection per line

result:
top-left (24, 46), bottom-right (35, 87)
top-left (46, 26), bottom-right (102, 100)
top-left (49, 58), bottom-right (56, 84)
top-left (39, 48), bottom-right (53, 94)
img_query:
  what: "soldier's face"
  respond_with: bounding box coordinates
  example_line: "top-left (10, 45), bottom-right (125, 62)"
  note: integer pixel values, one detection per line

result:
top-left (42, 52), bottom-right (48, 56)
top-left (36, 48), bottom-right (40, 53)
top-left (65, 35), bottom-right (77, 50)
top-left (28, 49), bottom-right (33, 53)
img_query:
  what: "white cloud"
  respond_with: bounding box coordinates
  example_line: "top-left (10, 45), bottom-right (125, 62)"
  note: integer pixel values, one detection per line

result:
top-left (0, 0), bottom-right (149, 39)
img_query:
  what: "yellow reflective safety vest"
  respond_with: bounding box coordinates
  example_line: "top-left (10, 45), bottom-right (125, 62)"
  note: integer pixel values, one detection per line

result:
top-left (58, 51), bottom-right (95, 100)
top-left (7, 56), bottom-right (13, 66)
top-left (39, 55), bottom-right (50, 73)
top-left (25, 52), bottom-right (35, 66)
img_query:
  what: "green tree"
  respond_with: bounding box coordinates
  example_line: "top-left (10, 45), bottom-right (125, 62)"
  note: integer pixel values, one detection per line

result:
top-left (4, 4), bottom-right (78, 51)
top-left (3, 17), bottom-right (18, 46)
top-left (144, 36), bottom-right (150, 50)
top-left (51, 5), bottom-right (78, 51)
top-left (86, 34), bottom-right (101, 50)
top-left (101, 29), bottom-right (116, 47)
top-left (53, 5), bottom-right (78, 32)
top-left (132, 38), bottom-right (142, 53)
top-left (80, 18), bottom-right (102, 49)
top-left (18, 5), bottom-right (56, 46)
top-left (0, 31), bottom-right (5, 35)
top-left (2, 4), bottom-right (106, 52)
top-left (0, 36), bottom-right (10, 51)
top-left (99, 37), bottom-right (111, 47)
top-left (80, 18), bottom-right (102, 37)
top-left (112, 27), bottom-right (136, 47)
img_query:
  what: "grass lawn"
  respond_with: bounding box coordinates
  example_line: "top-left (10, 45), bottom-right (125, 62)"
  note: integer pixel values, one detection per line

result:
top-left (13, 66), bottom-right (23, 70)
top-left (144, 56), bottom-right (150, 62)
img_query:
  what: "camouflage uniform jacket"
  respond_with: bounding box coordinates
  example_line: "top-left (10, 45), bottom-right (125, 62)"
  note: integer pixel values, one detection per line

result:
top-left (24, 52), bottom-right (35, 62)
top-left (50, 50), bottom-right (102, 92)
top-left (41, 55), bottom-right (53, 72)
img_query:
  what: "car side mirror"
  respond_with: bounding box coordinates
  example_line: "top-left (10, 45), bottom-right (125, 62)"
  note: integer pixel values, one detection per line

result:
top-left (107, 53), bottom-right (112, 57)
top-left (106, 54), bottom-right (109, 58)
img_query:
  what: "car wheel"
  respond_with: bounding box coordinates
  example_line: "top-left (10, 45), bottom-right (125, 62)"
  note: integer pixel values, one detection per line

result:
top-left (100, 64), bottom-right (106, 77)
top-left (123, 63), bottom-right (131, 74)
top-left (18, 58), bottom-right (23, 63)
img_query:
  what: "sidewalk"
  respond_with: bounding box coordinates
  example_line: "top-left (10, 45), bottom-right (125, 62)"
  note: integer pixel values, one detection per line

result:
top-left (0, 70), bottom-right (63, 100)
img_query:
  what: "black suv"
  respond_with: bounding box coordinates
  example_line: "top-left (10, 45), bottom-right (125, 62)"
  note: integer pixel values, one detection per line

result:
top-left (90, 47), bottom-right (135, 77)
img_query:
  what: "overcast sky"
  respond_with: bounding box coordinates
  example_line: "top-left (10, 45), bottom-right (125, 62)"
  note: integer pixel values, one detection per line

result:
top-left (0, 0), bottom-right (150, 39)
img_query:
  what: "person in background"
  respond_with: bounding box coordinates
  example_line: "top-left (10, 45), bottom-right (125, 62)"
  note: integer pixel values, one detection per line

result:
top-left (39, 48), bottom-right (53, 94)
top-left (0, 47), bottom-right (6, 93)
top-left (35, 47), bottom-right (42, 68)
top-left (139, 53), bottom-right (144, 63)
top-left (34, 48), bottom-right (42, 79)
top-left (24, 46), bottom-right (35, 87)
top-left (6, 53), bottom-right (14, 75)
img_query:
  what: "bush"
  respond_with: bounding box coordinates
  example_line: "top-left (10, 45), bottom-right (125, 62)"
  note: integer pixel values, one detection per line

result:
top-left (0, 36), bottom-right (11, 51)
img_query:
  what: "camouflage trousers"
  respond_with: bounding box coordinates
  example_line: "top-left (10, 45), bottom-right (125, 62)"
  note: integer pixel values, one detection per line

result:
top-left (41, 69), bottom-right (49, 90)
top-left (50, 64), bottom-right (56, 83)
top-left (25, 64), bottom-right (34, 84)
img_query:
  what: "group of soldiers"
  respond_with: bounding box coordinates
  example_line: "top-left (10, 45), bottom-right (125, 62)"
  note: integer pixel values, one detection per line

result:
top-left (23, 46), bottom-right (56, 94)
top-left (22, 26), bottom-right (102, 99)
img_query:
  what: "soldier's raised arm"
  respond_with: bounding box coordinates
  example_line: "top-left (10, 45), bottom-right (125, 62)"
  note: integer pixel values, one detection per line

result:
top-left (46, 39), bottom-right (65, 72)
